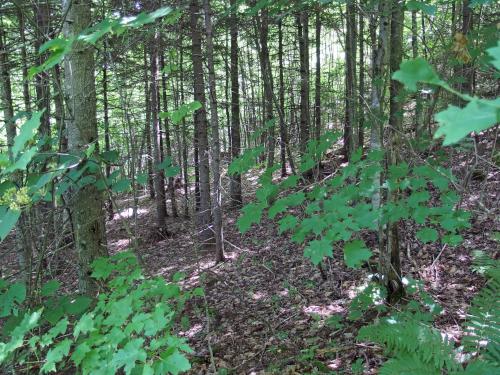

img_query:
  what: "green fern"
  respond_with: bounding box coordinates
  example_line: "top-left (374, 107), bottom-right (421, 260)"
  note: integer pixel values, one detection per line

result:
top-left (379, 353), bottom-right (440, 375)
top-left (462, 260), bottom-right (500, 366)
top-left (471, 250), bottom-right (498, 276)
top-left (358, 312), bottom-right (459, 372)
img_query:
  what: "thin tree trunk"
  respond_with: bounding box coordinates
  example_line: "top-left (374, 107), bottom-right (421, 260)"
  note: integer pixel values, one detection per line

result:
top-left (278, 20), bottom-right (287, 177)
top-left (344, 0), bottom-right (357, 160)
top-left (144, 46), bottom-right (155, 199)
top-left (18, 8), bottom-right (31, 113)
top-left (34, 1), bottom-right (51, 151)
top-left (62, 0), bottom-right (108, 295)
top-left (160, 53), bottom-right (178, 218)
top-left (383, 0), bottom-right (405, 303)
top-left (314, 7), bottom-right (321, 141)
top-left (257, 9), bottom-right (275, 168)
top-left (229, 0), bottom-right (243, 206)
top-left (358, 1), bottom-right (365, 150)
top-left (150, 33), bottom-right (168, 229)
top-left (103, 42), bottom-right (113, 219)
top-left (190, 0), bottom-right (213, 246)
top-left (411, 10), bottom-right (422, 136)
top-left (298, 11), bottom-right (310, 155)
top-left (203, 0), bottom-right (225, 262)
top-left (178, 42), bottom-right (190, 218)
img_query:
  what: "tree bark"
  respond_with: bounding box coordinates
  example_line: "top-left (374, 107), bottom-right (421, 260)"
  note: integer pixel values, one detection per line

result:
top-left (190, 0), bottom-right (213, 247)
top-left (62, 0), bottom-right (108, 295)
top-left (150, 32), bottom-right (168, 229)
top-left (343, 0), bottom-right (357, 160)
top-left (229, 0), bottom-right (243, 206)
top-left (160, 52), bottom-right (178, 218)
top-left (298, 11), bottom-right (310, 155)
top-left (383, 0), bottom-right (405, 303)
top-left (203, 0), bottom-right (225, 262)
top-left (314, 7), bottom-right (322, 142)
top-left (144, 46), bottom-right (155, 199)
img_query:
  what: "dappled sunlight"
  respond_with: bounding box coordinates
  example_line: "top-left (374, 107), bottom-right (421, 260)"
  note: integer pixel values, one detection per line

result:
top-left (114, 207), bottom-right (148, 220)
top-left (303, 303), bottom-right (346, 317)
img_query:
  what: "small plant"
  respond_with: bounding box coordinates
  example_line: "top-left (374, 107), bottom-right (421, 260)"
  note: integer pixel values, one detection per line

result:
top-left (0, 251), bottom-right (195, 374)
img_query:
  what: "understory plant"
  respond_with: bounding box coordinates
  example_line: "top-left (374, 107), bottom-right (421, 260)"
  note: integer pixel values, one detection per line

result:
top-left (0, 251), bottom-right (196, 374)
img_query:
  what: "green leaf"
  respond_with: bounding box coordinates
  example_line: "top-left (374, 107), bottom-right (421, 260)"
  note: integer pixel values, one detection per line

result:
top-left (157, 349), bottom-right (191, 375)
top-left (74, 313), bottom-right (95, 338)
top-left (0, 207), bottom-right (21, 242)
top-left (392, 58), bottom-right (444, 92)
top-left (228, 146), bottom-right (265, 176)
top-left (40, 318), bottom-right (68, 347)
top-left (111, 338), bottom-right (147, 375)
top-left (344, 240), bottom-right (372, 269)
top-left (416, 228), bottom-right (439, 243)
top-left (278, 215), bottom-right (297, 234)
top-left (41, 280), bottom-right (61, 297)
top-left (63, 296), bottom-right (92, 315)
top-left (100, 150), bottom-right (119, 163)
top-left (486, 41), bottom-right (500, 70)
top-left (11, 110), bottom-right (44, 157)
top-left (406, 0), bottom-right (437, 15)
top-left (112, 178), bottom-right (132, 193)
top-left (71, 342), bottom-right (91, 366)
top-left (304, 238), bottom-right (333, 266)
top-left (434, 99), bottom-right (500, 145)
top-left (237, 202), bottom-right (266, 233)
top-left (41, 338), bottom-right (71, 373)
top-left (0, 282), bottom-right (26, 317)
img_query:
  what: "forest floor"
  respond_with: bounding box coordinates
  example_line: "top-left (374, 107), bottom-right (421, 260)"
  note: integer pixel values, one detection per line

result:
top-left (1, 137), bottom-right (498, 374)
top-left (105, 137), bottom-right (499, 374)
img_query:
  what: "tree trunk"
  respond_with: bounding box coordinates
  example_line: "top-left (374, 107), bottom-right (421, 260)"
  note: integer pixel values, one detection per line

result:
top-left (102, 42), bottom-right (113, 220)
top-left (18, 8), bottom-right (31, 113)
top-left (383, 0), bottom-right (405, 303)
top-left (344, 0), bottom-right (357, 160)
top-left (298, 11), bottom-right (310, 155)
top-left (411, 10), bottom-right (422, 136)
top-left (257, 9), bottom-right (275, 168)
top-left (150, 33), bottom-right (168, 229)
top-left (62, 0), bottom-right (108, 295)
top-left (34, 1), bottom-right (51, 152)
top-left (144, 46), bottom-right (155, 199)
top-left (229, 0), bottom-right (243, 206)
top-left (358, 1), bottom-right (365, 150)
top-left (160, 53), bottom-right (178, 218)
top-left (314, 7), bottom-right (322, 142)
top-left (278, 20), bottom-right (287, 177)
top-left (203, 0), bottom-right (225, 262)
top-left (190, 0), bottom-right (213, 247)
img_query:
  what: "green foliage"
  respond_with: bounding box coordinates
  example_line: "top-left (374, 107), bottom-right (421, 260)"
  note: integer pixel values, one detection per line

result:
top-left (392, 50), bottom-right (500, 146)
top-left (357, 260), bottom-right (500, 374)
top-left (0, 252), bottom-right (193, 374)
top-left (161, 101), bottom-right (202, 125)
top-left (462, 256), bottom-right (500, 365)
top-left (30, 7), bottom-right (175, 78)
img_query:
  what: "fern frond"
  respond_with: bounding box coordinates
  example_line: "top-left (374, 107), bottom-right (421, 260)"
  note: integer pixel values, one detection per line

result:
top-left (463, 266), bottom-right (500, 365)
top-left (471, 250), bottom-right (499, 276)
top-left (379, 353), bottom-right (440, 375)
top-left (358, 313), bottom-right (459, 372)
